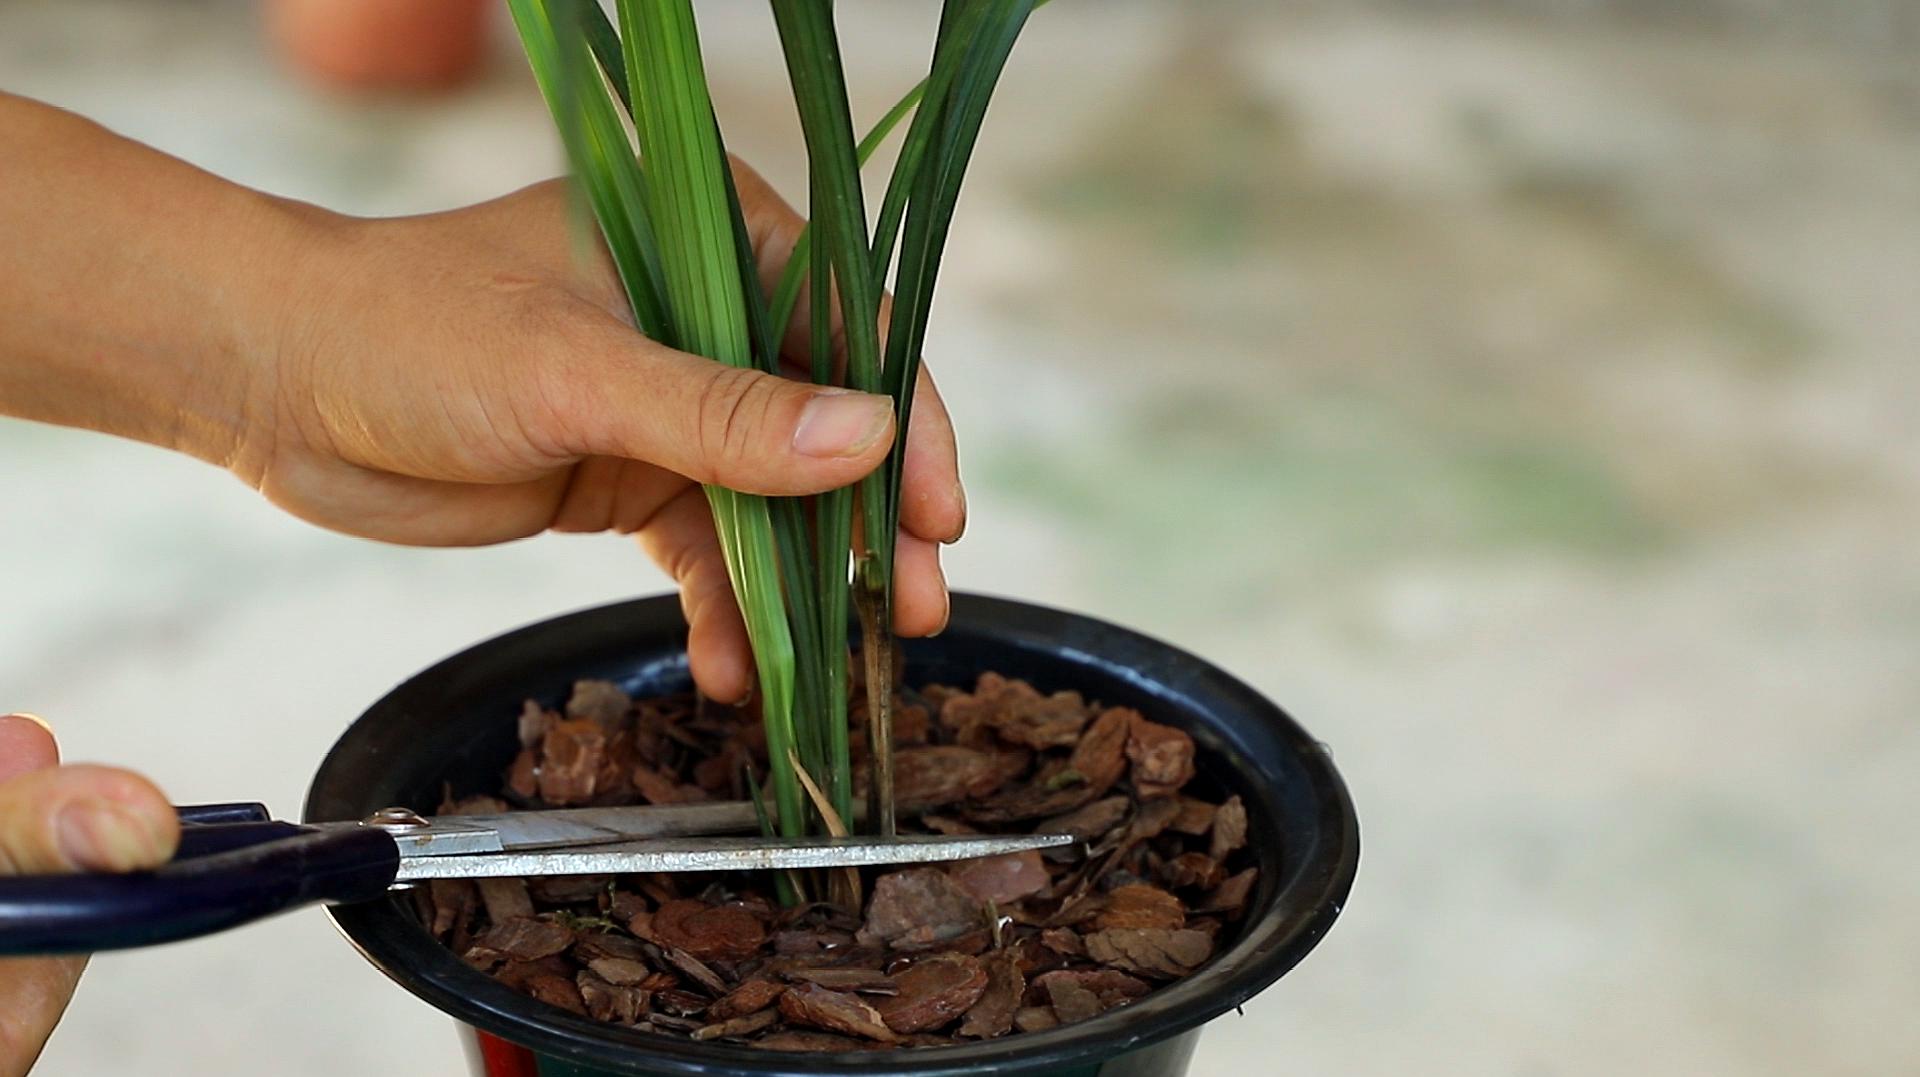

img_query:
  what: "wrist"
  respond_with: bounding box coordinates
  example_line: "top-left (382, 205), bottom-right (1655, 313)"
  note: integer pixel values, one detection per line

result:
top-left (0, 95), bottom-right (351, 475)
top-left (201, 192), bottom-right (355, 482)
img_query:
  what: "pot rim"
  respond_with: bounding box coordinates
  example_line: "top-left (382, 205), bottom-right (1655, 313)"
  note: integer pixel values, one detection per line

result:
top-left (307, 592), bottom-right (1359, 1076)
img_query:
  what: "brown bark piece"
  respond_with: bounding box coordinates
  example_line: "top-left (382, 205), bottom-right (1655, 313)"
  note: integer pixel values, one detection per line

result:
top-left (706, 978), bottom-right (788, 1020)
top-left (425, 878), bottom-right (475, 940)
top-left (577, 970), bottom-right (649, 1024)
top-left (1036, 796), bottom-right (1131, 843)
top-left (626, 908), bottom-right (654, 940)
top-left (493, 955), bottom-right (571, 991)
top-left (890, 746), bottom-right (1023, 812)
top-left (662, 946), bottom-right (730, 997)
top-left (1033, 969), bottom-right (1151, 1005)
top-left (469, 917), bottom-right (573, 962)
top-left (538, 719), bottom-right (607, 805)
top-left (590, 731), bottom-right (639, 804)
top-left (652, 900), bottom-right (768, 963)
top-left (643, 1013), bottom-right (704, 1033)
top-left (1074, 707), bottom-right (1137, 790)
top-left (947, 850), bottom-right (1050, 907)
top-left (935, 671), bottom-right (1005, 732)
top-left (566, 679), bottom-right (631, 730)
top-left (1196, 867), bottom-right (1258, 917)
top-left (1083, 928), bottom-right (1213, 979)
top-left (476, 878), bottom-right (534, 924)
top-left (855, 697), bottom-right (933, 750)
top-left (919, 814), bottom-right (977, 836)
top-left (632, 764), bottom-right (709, 805)
top-left (778, 983), bottom-right (901, 1043)
top-left (1125, 714), bottom-right (1196, 797)
top-left (505, 749), bottom-right (538, 801)
top-left (784, 968), bottom-right (896, 994)
top-left (607, 890), bottom-right (648, 925)
top-left (691, 1008), bottom-right (780, 1041)
top-left (524, 972), bottom-right (588, 1016)
top-left (891, 701), bottom-right (932, 745)
top-left (587, 957), bottom-right (652, 987)
top-left (528, 875), bottom-right (610, 904)
top-left (1046, 890), bottom-right (1108, 929)
top-left (689, 744), bottom-right (733, 798)
top-left (957, 950), bottom-right (1025, 1039)
top-left (1013, 1006), bottom-right (1059, 1033)
top-left (441, 793), bottom-right (509, 815)
top-left (938, 675), bottom-right (1087, 750)
top-left (1125, 798), bottom-right (1182, 847)
top-left (1091, 885), bottom-right (1187, 931)
top-left (1039, 928), bottom-right (1086, 958)
top-left (1160, 852), bottom-right (1227, 892)
top-left (571, 933), bottom-right (646, 963)
top-left (518, 699), bottom-right (554, 749)
top-left (752, 1031), bottom-right (886, 1052)
top-left (1209, 795), bottom-right (1248, 861)
top-left (638, 972), bottom-right (680, 993)
top-left (770, 928), bottom-right (855, 955)
top-left (996, 688), bottom-right (1089, 750)
top-left (875, 954), bottom-right (990, 1034)
top-left (964, 709), bottom-right (1132, 823)
top-left (858, 869), bottom-right (983, 947)
top-left (654, 989), bottom-right (710, 1017)
top-left (1169, 798), bottom-right (1216, 835)
top-left (1044, 976), bottom-right (1103, 1024)
top-left (889, 925), bottom-right (993, 957)
top-left (1010, 935), bottom-right (1068, 978)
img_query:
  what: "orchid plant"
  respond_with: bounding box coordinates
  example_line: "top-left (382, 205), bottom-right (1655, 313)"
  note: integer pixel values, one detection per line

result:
top-left (505, 0), bottom-right (1036, 898)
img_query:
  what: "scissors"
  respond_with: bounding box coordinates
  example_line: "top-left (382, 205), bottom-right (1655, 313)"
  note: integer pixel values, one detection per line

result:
top-left (0, 799), bottom-right (1073, 956)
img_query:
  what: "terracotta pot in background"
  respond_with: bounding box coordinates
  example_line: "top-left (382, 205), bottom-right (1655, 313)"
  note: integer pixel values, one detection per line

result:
top-left (267, 0), bottom-right (493, 93)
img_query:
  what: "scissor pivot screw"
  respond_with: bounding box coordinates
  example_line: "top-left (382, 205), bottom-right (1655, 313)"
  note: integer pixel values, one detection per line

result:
top-left (365, 807), bottom-right (430, 831)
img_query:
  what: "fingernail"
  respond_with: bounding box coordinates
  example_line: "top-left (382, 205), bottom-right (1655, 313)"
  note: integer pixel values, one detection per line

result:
top-left (951, 482), bottom-right (968, 541)
top-left (57, 800), bottom-right (150, 871)
top-left (793, 390), bottom-right (892, 459)
top-left (3, 711), bottom-right (53, 735)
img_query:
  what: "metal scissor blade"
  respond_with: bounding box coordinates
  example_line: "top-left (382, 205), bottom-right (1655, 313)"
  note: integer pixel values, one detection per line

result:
top-left (442, 802), bottom-right (764, 853)
top-left (394, 832), bottom-right (1075, 882)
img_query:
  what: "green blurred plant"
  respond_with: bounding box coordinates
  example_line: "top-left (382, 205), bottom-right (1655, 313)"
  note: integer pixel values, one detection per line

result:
top-left (506, 0), bottom-right (1034, 893)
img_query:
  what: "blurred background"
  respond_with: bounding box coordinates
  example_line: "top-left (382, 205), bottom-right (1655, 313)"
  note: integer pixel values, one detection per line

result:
top-left (4, 0), bottom-right (1917, 1073)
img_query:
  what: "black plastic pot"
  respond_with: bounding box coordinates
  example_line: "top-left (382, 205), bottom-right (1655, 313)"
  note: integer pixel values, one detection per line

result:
top-left (305, 593), bottom-right (1358, 1077)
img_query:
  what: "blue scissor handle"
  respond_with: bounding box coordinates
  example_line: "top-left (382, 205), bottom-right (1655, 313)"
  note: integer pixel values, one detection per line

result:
top-left (0, 805), bottom-right (401, 956)
top-left (175, 801), bottom-right (273, 826)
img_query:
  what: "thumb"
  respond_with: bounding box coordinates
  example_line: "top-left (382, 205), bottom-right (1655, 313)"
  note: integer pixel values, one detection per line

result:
top-left (0, 766), bottom-right (179, 875)
top-left (0, 716), bottom-right (178, 1077)
top-left (0, 720), bottom-right (178, 876)
top-left (546, 323), bottom-right (896, 496)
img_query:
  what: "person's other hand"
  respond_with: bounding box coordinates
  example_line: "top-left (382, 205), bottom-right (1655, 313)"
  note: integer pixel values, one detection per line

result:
top-left (0, 714), bottom-right (179, 1077)
top-left (235, 160), bottom-right (964, 703)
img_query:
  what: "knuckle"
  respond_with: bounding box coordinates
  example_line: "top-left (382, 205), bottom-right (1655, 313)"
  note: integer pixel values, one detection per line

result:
top-left (663, 539), bottom-right (703, 588)
top-left (520, 299), bottom-right (613, 453)
top-left (684, 571), bottom-right (730, 626)
top-left (695, 366), bottom-right (777, 476)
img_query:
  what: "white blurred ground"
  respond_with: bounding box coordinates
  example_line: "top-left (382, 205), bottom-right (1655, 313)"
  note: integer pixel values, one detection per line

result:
top-left (2, 2), bottom-right (1917, 1075)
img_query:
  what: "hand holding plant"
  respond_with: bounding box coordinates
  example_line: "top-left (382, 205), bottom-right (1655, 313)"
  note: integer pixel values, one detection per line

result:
top-left (242, 163), bottom-right (964, 704)
top-left (0, 93), bottom-right (961, 707)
